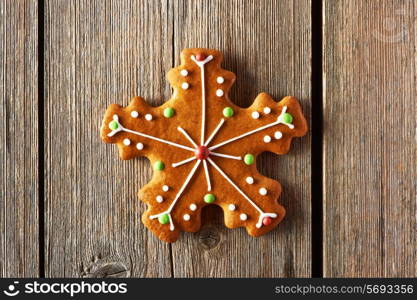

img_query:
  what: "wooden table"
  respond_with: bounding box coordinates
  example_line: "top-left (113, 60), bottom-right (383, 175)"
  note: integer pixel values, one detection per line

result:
top-left (1, 0), bottom-right (416, 278)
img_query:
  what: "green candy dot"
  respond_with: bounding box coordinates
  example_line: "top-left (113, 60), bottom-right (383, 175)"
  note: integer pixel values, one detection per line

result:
top-left (244, 154), bottom-right (255, 165)
top-left (223, 107), bottom-right (234, 118)
top-left (204, 193), bottom-right (216, 204)
top-left (163, 107), bottom-right (175, 118)
top-left (109, 120), bottom-right (118, 130)
top-left (154, 161), bottom-right (165, 171)
top-left (158, 214), bottom-right (169, 225)
top-left (282, 113), bottom-right (293, 124)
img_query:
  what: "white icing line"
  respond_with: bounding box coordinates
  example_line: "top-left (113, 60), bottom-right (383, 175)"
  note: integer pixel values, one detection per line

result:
top-left (202, 159), bottom-right (212, 191)
top-left (209, 152), bottom-right (242, 160)
top-left (204, 118), bottom-right (225, 146)
top-left (172, 156), bottom-right (196, 168)
top-left (207, 157), bottom-right (277, 228)
top-left (191, 54), bottom-right (214, 146)
top-left (177, 126), bottom-right (198, 148)
top-left (149, 160), bottom-right (202, 231)
top-left (107, 115), bottom-right (195, 152)
top-left (209, 106), bottom-right (293, 151)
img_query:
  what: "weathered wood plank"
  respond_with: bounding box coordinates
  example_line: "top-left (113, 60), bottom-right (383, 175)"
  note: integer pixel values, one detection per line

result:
top-left (171, 0), bottom-right (312, 277)
top-left (323, 0), bottom-right (417, 277)
top-left (0, 0), bottom-right (39, 277)
top-left (45, 0), bottom-right (173, 277)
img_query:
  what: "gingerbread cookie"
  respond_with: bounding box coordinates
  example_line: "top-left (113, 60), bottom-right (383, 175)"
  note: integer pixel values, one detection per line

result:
top-left (101, 48), bottom-right (307, 242)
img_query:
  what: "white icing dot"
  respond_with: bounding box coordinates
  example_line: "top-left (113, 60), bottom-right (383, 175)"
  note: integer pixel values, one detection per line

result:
top-left (145, 114), bottom-right (153, 121)
top-left (189, 203), bottom-right (197, 211)
top-left (228, 204), bottom-right (236, 211)
top-left (263, 107), bottom-right (271, 114)
top-left (183, 214), bottom-right (191, 221)
top-left (180, 69), bottom-right (188, 77)
top-left (259, 187), bottom-right (268, 196)
top-left (240, 213), bottom-right (248, 221)
top-left (123, 138), bottom-right (131, 146)
top-left (181, 82), bottom-right (189, 90)
top-left (246, 176), bottom-right (254, 184)
top-left (131, 111), bottom-right (139, 118)
top-left (263, 135), bottom-right (272, 143)
top-left (216, 89), bottom-right (224, 97)
top-left (251, 111), bottom-right (260, 119)
top-left (216, 76), bottom-right (225, 84)
top-left (274, 131), bottom-right (283, 139)
top-left (162, 185), bottom-right (169, 192)
top-left (156, 195), bottom-right (164, 203)
top-left (136, 142), bottom-right (144, 150)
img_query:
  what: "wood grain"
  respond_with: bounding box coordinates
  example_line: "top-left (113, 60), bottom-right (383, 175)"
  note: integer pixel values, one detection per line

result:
top-left (323, 0), bottom-right (417, 277)
top-left (0, 0), bottom-right (39, 277)
top-left (171, 0), bottom-right (312, 277)
top-left (44, 0), bottom-right (173, 277)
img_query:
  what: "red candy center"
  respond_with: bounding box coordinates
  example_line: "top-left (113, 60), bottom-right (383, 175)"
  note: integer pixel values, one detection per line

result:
top-left (262, 216), bottom-right (272, 226)
top-left (195, 53), bottom-right (206, 61)
top-left (195, 146), bottom-right (210, 160)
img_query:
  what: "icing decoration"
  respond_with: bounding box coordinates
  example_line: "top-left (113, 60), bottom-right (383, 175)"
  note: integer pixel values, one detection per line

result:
top-left (246, 176), bottom-right (254, 184)
top-left (109, 120), bottom-right (118, 131)
top-left (282, 113), bottom-right (293, 124)
top-left (145, 114), bottom-right (153, 121)
top-left (163, 107), bottom-right (175, 118)
top-left (208, 106), bottom-right (295, 151)
top-left (274, 131), bottom-right (283, 139)
top-left (204, 193), bottom-right (216, 204)
top-left (154, 161), bottom-right (165, 171)
top-left (172, 157), bottom-right (196, 168)
top-left (195, 53), bottom-right (206, 61)
top-left (101, 49), bottom-right (308, 241)
top-left (202, 160), bottom-right (212, 191)
top-left (136, 143), bottom-right (144, 150)
top-left (262, 216), bottom-right (272, 226)
top-left (158, 214), bottom-right (169, 225)
top-left (223, 107), bottom-right (234, 118)
top-left (207, 157), bottom-right (277, 229)
top-left (259, 187), bottom-right (268, 196)
top-left (189, 203), bottom-right (197, 211)
top-left (107, 115), bottom-right (194, 151)
top-left (263, 135), bottom-right (271, 143)
top-left (195, 145), bottom-right (210, 160)
top-left (204, 118), bottom-right (225, 146)
top-left (244, 154), bottom-right (255, 165)
top-left (149, 160), bottom-right (202, 231)
top-left (191, 54), bottom-right (214, 145)
top-left (251, 111), bottom-right (260, 119)
top-left (123, 138), bottom-right (131, 146)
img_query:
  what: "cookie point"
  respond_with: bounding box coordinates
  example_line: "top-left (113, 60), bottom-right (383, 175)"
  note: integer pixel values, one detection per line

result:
top-left (195, 145), bottom-right (210, 160)
top-left (195, 53), bottom-right (206, 61)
